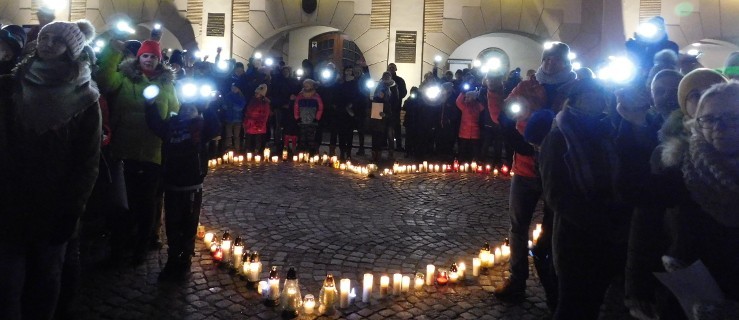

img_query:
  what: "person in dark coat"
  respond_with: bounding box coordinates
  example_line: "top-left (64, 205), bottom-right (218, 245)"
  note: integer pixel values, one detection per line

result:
top-left (0, 20), bottom-right (101, 320)
top-left (540, 78), bottom-right (630, 320)
top-left (335, 66), bottom-right (359, 160)
top-left (388, 63), bottom-right (407, 150)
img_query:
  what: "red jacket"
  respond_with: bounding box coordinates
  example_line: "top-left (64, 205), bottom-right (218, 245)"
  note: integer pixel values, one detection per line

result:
top-left (455, 93), bottom-right (485, 139)
top-left (487, 89), bottom-right (538, 178)
top-left (244, 96), bottom-right (271, 134)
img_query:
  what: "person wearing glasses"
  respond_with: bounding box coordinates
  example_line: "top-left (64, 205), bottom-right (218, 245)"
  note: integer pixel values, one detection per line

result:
top-left (655, 80), bottom-right (739, 319)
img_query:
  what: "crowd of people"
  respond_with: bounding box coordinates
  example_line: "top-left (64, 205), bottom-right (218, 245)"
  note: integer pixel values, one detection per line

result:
top-left (1, 10), bottom-right (738, 320)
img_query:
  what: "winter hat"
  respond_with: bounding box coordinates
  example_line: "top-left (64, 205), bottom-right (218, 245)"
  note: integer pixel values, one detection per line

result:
top-left (255, 84), bottom-right (268, 96)
top-left (723, 51), bottom-right (739, 79)
top-left (123, 40), bottom-right (141, 57)
top-left (677, 68), bottom-right (727, 118)
top-left (1, 24), bottom-right (26, 48)
top-left (0, 29), bottom-right (23, 58)
top-left (464, 90), bottom-right (478, 100)
top-left (303, 78), bottom-right (317, 90)
top-left (168, 49), bottom-right (183, 65)
top-left (542, 42), bottom-right (570, 63)
top-left (524, 109), bottom-right (555, 145)
top-left (38, 19), bottom-right (95, 59)
top-left (136, 40), bottom-right (162, 60)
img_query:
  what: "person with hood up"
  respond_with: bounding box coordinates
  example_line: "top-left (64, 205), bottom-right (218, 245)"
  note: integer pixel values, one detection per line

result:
top-left (0, 25), bottom-right (26, 75)
top-left (0, 19), bottom-right (101, 319)
top-left (96, 37), bottom-right (179, 265)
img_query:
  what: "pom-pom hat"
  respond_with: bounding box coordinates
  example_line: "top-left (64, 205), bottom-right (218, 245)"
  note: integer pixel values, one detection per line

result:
top-left (38, 19), bottom-right (95, 59)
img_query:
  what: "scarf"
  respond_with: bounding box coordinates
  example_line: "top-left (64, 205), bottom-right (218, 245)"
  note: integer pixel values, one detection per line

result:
top-left (555, 108), bottom-right (620, 197)
top-left (682, 131), bottom-right (739, 227)
top-left (535, 65), bottom-right (576, 85)
top-left (14, 57), bottom-right (100, 135)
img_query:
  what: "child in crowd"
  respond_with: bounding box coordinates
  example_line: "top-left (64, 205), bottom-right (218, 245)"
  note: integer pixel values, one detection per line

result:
top-left (243, 84), bottom-right (271, 153)
top-left (455, 90), bottom-right (485, 162)
top-left (293, 79), bottom-right (324, 154)
top-left (145, 96), bottom-right (220, 281)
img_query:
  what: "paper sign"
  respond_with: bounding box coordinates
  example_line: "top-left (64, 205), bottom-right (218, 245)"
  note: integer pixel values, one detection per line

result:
top-left (371, 102), bottom-right (384, 119)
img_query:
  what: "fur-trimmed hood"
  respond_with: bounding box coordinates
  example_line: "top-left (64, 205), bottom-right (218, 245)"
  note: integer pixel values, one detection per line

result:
top-left (117, 58), bottom-right (175, 84)
top-left (655, 109), bottom-right (692, 170)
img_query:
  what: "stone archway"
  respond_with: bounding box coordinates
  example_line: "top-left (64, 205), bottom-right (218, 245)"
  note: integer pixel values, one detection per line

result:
top-left (82, 0), bottom-right (198, 51)
top-left (423, 0), bottom-right (608, 75)
top-left (231, 0), bottom-right (388, 82)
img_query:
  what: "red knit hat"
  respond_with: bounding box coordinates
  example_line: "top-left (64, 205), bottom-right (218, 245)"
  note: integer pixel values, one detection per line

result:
top-left (137, 40), bottom-right (162, 60)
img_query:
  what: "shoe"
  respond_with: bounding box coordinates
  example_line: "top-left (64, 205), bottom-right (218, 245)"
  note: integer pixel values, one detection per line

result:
top-left (493, 278), bottom-right (525, 300)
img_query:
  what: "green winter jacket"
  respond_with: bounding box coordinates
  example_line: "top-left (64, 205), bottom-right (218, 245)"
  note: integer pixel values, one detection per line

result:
top-left (96, 47), bottom-right (179, 165)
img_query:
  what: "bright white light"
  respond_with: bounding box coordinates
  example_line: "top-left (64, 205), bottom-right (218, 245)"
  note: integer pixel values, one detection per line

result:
top-left (154, 23), bottom-right (161, 30)
top-left (167, 48), bottom-right (172, 52)
top-left (365, 79), bottom-right (376, 89)
top-left (510, 103), bottom-right (522, 114)
top-left (434, 55), bottom-right (442, 63)
top-left (199, 84), bottom-right (214, 98)
top-left (424, 85), bottom-right (441, 100)
top-left (691, 42), bottom-right (701, 47)
top-left (410, 93), bottom-right (417, 99)
top-left (543, 41), bottom-right (554, 50)
top-left (463, 83), bottom-right (470, 90)
top-left (116, 21), bottom-right (135, 34)
top-left (217, 61), bottom-right (229, 71)
top-left (687, 49), bottom-right (700, 56)
top-left (321, 69), bottom-right (332, 80)
top-left (182, 83), bottom-right (198, 98)
top-left (480, 65), bottom-right (490, 73)
top-left (472, 60), bottom-right (481, 67)
top-left (572, 62), bottom-right (582, 70)
top-left (194, 51), bottom-right (203, 59)
top-left (265, 58), bottom-right (274, 66)
top-left (93, 47), bottom-right (101, 53)
top-left (254, 52), bottom-right (263, 59)
top-left (95, 40), bottom-right (105, 48)
top-left (637, 22), bottom-right (659, 39)
top-left (598, 56), bottom-right (636, 84)
top-left (486, 58), bottom-right (501, 70)
top-left (296, 68), bottom-right (304, 77)
top-left (143, 85), bottom-right (160, 100)
top-left (568, 52), bottom-right (577, 60)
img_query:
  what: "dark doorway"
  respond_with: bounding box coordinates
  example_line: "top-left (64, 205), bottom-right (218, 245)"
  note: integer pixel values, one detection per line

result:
top-left (308, 31), bottom-right (365, 74)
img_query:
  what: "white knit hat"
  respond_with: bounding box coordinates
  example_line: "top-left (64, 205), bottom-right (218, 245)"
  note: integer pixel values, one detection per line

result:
top-left (39, 19), bottom-right (95, 59)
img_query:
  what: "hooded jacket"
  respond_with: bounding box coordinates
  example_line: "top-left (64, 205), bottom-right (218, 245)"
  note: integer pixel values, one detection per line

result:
top-left (96, 47), bottom-right (179, 165)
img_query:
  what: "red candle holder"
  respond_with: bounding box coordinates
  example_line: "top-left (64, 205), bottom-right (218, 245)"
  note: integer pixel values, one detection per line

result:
top-left (436, 271), bottom-right (449, 286)
top-left (213, 246), bottom-right (223, 262)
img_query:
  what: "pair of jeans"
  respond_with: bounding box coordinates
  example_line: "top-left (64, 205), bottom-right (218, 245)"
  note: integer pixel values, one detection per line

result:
top-left (0, 240), bottom-right (68, 320)
top-left (223, 122), bottom-right (242, 150)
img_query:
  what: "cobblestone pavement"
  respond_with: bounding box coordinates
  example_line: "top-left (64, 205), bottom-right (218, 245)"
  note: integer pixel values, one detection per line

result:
top-left (71, 153), bottom-right (634, 320)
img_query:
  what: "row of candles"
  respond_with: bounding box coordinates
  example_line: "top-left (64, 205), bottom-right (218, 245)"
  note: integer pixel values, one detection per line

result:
top-left (195, 222), bottom-right (543, 318)
top-left (207, 149), bottom-right (513, 177)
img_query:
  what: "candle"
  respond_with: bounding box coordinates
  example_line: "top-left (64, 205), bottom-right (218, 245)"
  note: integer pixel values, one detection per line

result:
top-left (204, 232), bottom-right (214, 247)
top-left (471, 161), bottom-right (477, 171)
top-left (423, 161), bottom-right (428, 172)
top-left (472, 258), bottom-right (481, 276)
top-left (237, 155), bottom-right (244, 163)
top-left (246, 153), bottom-right (253, 161)
top-left (494, 247), bottom-right (502, 265)
top-left (255, 155), bottom-right (261, 162)
top-left (271, 156), bottom-right (278, 163)
top-left (414, 273), bottom-right (424, 290)
top-left (493, 168), bottom-right (499, 176)
top-left (533, 223), bottom-right (542, 244)
top-left (213, 246), bottom-right (223, 262)
top-left (340, 278), bottom-right (351, 308)
top-left (217, 158), bottom-right (222, 165)
top-left (502, 239), bottom-right (511, 262)
top-left (197, 224), bottom-right (205, 239)
top-left (319, 275), bottom-right (337, 315)
top-left (298, 152), bottom-right (303, 162)
top-left (392, 273), bottom-right (402, 295)
top-left (304, 294), bottom-right (315, 314)
top-left (222, 154), bottom-right (228, 163)
top-left (232, 238), bottom-right (244, 270)
top-left (380, 275), bottom-right (389, 297)
top-left (263, 148), bottom-right (271, 159)
top-left (362, 273), bottom-right (373, 303)
top-left (528, 240), bottom-right (534, 249)
top-left (458, 262), bottom-right (466, 279)
top-left (221, 241), bottom-right (232, 264)
top-left (401, 275), bottom-right (410, 293)
top-left (210, 242), bottom-right (218, 253)
top-left (449, 264), bottom-right (459, 283)
top-left (258, 280), bottom-right (269, 298)
top-left (436, 270), bottom-right (449, 285)
top-left (349, 288), bottom-right (356, 304)
top-left (292, 155), bottom-right (298, 162)
top-left (282, 150), bottom-right (288, 161)
top-left (479, 242), bottom-right (491, 268)
top-left (501, 165), bottom-right (509, 175)
top-left (268, 266), bottom-right (280, 302)
top-left (425, 265), bottom-right (435, 286)
top-left (434, 164), bottom-right (440, 172)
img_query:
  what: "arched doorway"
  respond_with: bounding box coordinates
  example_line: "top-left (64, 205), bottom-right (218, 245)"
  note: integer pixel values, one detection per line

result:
top-left (308, 31), bottom-right (365, 76)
